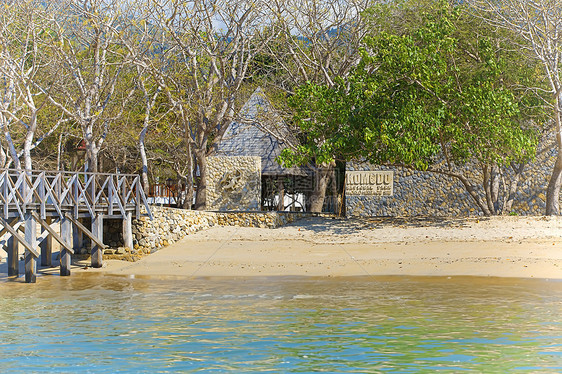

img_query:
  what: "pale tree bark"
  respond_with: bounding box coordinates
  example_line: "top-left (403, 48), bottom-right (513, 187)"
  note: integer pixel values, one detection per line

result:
top-left (268, 0), bottom-right (373, 89)
top-left (471, 0), bottom-right (562, 214)
top-left (0, 1), bottom-right (58, 171)
top-left (0, 138), bottom-right (6, 168)
top-left (38, 0), bottom-right (137, 173)
top-left (266, 0), bottom-right (374, 212)
top-left (502, 163), bottom-right (526, 214)
top-left (141, 0), bottom-right (276, 210)
top-left (135, 66), bottom-right (161, 195)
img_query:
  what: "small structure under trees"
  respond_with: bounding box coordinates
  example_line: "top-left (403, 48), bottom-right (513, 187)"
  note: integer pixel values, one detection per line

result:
top-left (216, 88), bottom-right (316, 212)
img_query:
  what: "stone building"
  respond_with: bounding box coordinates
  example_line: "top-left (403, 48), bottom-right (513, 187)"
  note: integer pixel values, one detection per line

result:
top-left (214, 88), bottom-right (313, 211)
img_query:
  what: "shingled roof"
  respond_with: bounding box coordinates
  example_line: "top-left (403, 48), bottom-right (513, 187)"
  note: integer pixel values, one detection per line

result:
top-left (216, 88), bottom-right (308, 176)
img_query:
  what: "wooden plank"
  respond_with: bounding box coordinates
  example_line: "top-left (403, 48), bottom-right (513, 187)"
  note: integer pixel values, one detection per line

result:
top-left (7, 236), bottom-right (18, 277)
top-left (73, 219), bottom-right (83, 253)
top-left (108, 177), bottom-right (114, 215)
top-left (91, 214), bottom-right (104, 268)
top-left (0, 217), bottom-right (39, 257)
top-left (89, 174), bottom-right (96, 210)
top-left (6, 174), bottom-right (25, 220)
top-left (40, 216), bottom-right (52, 267)
top-left (74, 179), bottom-right (95, 217)
top-left (0, 217), bottom-right (21, 238)
top-left (73, 177), bottom-right (79, 217)
top-left (24, 213), bottom-right (37, 283)
top-left (2, 170), bottom-right (8, 219)
top-left (64, 213), bottom-right (106, 250)
top-left (60, 216), bottom-right (72, 276)
top-left (135, 177), bottom-right (140, 220)
top-left (94, 176), bottom-right (110, 206)
top-left (138, 186), bottom-right (153, 220)
top-left (58, 174), bottom-right (77, 206)
top-left (31, 212), bottom-right (74, 254)
top-left (26, 173), bottom-right (44, 206)
top-left (39, 172), bottom-right (46, 219)
top-left (42, 180), bottom-right (63, 218)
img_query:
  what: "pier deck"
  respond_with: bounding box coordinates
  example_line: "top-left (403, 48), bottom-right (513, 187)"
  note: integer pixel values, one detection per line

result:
top-left (0, 169), bottom-right (152, 282)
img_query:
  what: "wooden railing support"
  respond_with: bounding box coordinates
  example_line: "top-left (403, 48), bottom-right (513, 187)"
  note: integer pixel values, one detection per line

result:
top-left (60, 215), bottom-right (72, 276)
top-left (123, 212), bottom-right (133, 250)
top-left (24, 212), bottom-right (37, 283)
top-left (7, 236), bottom-right (18, 277)
top-left (40, 216), bottom-right (52, 267)
top-left (91, 214), bottom-right (104, 268)
top-left (73, 219), bottom-right (83, 254)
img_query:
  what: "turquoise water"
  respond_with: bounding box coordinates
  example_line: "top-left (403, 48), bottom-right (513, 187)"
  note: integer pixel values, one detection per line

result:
top-left (0, 275), bottom-right (561, 373)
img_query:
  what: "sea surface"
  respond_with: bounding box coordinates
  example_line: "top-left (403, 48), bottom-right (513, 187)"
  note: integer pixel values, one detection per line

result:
top-left (0, 274), bottom-right (560, 373)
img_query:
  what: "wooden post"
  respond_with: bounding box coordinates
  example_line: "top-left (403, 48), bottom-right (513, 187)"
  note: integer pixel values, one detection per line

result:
top-left (40, 216), bottom-right (52, 267)
top-left (91, 213), bottom-right (104, 268)
top-left (60, 215), bottom-right (72, 276)
top-left (73, 219), bottom-right (83, 254)
top-left (123, 212), bottom-right (133, 250)
top-left (24, 212), bottom-right (37, 283)
top-left (7, 235), bottom-right (18, 277)
top-left (277, 179), bottom-right (285, 211)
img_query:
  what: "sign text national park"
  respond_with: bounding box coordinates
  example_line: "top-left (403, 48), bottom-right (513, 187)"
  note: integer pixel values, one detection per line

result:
top-left (346, 171), bottom-right (393, 196)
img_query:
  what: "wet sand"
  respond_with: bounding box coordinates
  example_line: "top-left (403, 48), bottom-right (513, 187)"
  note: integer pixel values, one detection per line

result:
top-left (2, 215), bottom-right (562, 280)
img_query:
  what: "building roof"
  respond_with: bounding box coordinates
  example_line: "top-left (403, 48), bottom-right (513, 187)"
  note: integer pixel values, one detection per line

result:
top-left (216, 88), bottom-right (309, 176)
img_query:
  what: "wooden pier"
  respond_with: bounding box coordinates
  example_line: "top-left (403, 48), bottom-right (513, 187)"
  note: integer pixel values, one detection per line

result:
top-left (0, 168), bottom-right (152, 283)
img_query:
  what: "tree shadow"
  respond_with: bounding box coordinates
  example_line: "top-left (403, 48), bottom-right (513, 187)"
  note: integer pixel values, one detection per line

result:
top-left (283, 215), bottom-right (482, 236)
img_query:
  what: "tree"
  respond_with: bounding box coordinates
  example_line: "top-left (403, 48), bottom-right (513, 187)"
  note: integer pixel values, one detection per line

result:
top-left (37, 0), bottom-right (138, 173)
top-left (470, 0), bottom-right (562, 214)
top-left (138, 0), bottom-right (276, 209)
top-left (0, 0), bottom-right (64, 170)
top-left (281, 0), bottom-right (543, 216)
top-left (265, 0), bottom-right (375, 212)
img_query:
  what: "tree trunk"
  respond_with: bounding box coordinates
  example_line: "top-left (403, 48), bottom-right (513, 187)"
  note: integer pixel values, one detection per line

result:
top-left (0, 139), bottom-right (7, 168)
top-left (309, 162), bottom-right (332, 213)
top-left (23, 130), bottom-right (34, 171)
top-left (458, 174), bottom-right (492, 216)
top-left (85, 140), bottom-right (99, 173)
top-left (546, 96), bottom-right (562, 215)
top-left (181, 139), bottom-right (195, 210)
top-left (182, 176), bottom-right (194, 210)
top-left (490, 166), bottom-right (500, 213)
top-left (483, 164), bottom-right (501, 215)
top-left (546, 153), bottom-right (562, 215)
top-left (194, 149), bottom-right (207, 210)
top-left (139, 126), bottom-right (149, 194)
top-left (483, 165), bottom-right (495, 214)
top-left (2, 129), bottom-right (20, 169)
top-left (56, 132), bottom-right (64, 171)
top-left (503, 163), bottom-right (525, 214)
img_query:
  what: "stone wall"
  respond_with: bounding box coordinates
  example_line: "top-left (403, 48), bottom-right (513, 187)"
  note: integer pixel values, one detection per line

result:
top-left (206, 156), bottom-right (261, 211)
top-left (131, 206), bottom-right (308, 254)
top-left (346, 148), bottom-right (556, 217)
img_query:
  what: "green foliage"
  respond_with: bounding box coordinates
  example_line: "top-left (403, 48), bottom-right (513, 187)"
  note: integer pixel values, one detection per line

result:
top-left (280, 0), bottom-right (542, 173)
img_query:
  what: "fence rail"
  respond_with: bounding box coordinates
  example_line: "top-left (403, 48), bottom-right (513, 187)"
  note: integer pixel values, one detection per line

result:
top-left (0, 168), bottom-right (152, 220)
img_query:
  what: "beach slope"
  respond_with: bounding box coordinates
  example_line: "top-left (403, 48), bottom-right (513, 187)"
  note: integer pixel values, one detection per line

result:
top-left (81, 216), bottom-right (562, 279)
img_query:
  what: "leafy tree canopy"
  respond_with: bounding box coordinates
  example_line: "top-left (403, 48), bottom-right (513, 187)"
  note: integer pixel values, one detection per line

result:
top-left (280, 0), bottom-right (542, 174)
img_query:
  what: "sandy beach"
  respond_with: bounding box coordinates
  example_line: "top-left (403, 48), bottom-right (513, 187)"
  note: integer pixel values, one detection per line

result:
top-left (55, 215), bottom-right (562, 280)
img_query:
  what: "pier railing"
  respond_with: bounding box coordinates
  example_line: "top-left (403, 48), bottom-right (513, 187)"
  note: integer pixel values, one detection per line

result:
top-left (0, 168), bottom-right (152, 220)
top-left (0, 168), bottom-right (153, 282)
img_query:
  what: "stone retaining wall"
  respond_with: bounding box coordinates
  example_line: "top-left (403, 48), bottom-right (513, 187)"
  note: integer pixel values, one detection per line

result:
top-left (346, 145), bottom-right (557, 217)
top-left (131, 206), bottom-right (308, 254)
